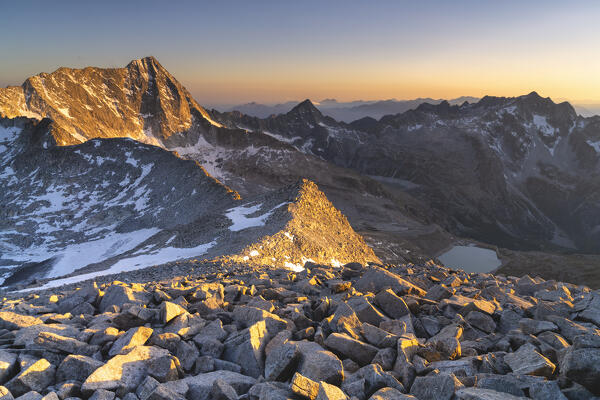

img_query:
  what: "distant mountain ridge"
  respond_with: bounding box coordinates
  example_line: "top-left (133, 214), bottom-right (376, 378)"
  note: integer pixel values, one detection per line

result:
top-left (221, 96), bottom-right (480, 122)
top-left (215, 92), bottom-right (600, 254)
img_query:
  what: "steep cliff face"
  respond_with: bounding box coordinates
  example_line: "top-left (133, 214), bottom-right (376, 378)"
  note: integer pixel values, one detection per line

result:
top-left (0, 57), bottom-right (221, 146)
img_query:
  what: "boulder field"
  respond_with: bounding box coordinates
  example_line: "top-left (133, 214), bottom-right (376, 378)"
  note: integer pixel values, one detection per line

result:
top-left (0, 261), bottom-right (598, 399)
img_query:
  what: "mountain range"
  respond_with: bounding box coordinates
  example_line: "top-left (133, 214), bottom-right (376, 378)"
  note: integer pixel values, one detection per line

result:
top-left (2, 56), bottom-right (600, 288)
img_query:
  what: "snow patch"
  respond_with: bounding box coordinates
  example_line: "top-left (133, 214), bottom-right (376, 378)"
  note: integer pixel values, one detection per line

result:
top-left (225, 202), bottom-right (288, 232)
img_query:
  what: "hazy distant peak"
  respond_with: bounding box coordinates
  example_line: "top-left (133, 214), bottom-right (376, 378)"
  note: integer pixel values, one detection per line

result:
top-left (288, 99), bottom-right (322, 118)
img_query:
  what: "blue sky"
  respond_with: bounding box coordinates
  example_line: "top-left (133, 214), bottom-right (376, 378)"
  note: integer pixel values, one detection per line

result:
top-left (2, 1), bottom-right (599, 105)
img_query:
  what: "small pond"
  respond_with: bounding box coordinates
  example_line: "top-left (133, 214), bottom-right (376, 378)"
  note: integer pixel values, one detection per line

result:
top-left (438, 245), bottom-right (501, 273)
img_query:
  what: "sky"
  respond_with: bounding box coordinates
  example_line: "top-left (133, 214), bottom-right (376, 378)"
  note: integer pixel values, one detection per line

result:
top-left (1, 0), bottom-right (600, 106)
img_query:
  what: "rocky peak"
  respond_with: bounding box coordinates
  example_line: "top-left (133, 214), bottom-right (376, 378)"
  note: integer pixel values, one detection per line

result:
top-left (287, 99), bottom-right (324, 123)
top-left (0, 57), bottom-right (221, 147)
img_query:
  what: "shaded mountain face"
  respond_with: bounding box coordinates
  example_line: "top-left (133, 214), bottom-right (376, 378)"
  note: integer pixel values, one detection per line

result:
top-left (0, 117), bottom-right (378, 288)
top-left (216, 93), bottom-right (600, 254)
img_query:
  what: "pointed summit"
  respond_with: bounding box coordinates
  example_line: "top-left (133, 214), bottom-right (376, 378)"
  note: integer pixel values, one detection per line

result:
top-left (287, 99), bottom-right (323, 122)
top-left (0, 56), bottom-right (221, 146)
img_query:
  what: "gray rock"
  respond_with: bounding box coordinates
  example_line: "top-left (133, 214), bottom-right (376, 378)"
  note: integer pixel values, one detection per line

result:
top-left (355, 267), bottom-right (425, 297)
top-left (0, 352), bottom-right (17, 384)
top-left (316, 381), bottom-right (347, 400)
top-left (99, 284), bottom-right (150, 313)
top-left (519, 318), bottom-right (558, 335)
top-left (295, 341), bottom-right (344, 385)
top-left (504, 344), bottom-right (556, 377)
top-left (456, 387), bottom-right (527, 399)
top-left (6, 359), bottom-right (55, 398)
top-left (0, 313), bottom-right (42, 331)
top-left (374, 289), bottom-right (410, 319)
top-left (34, 332), bottom-right (99, 356)
top-left (349, 364), bottom-right (404, 397)
top-left (184, 371), bottom-right (256, 398)
top-left (372, 347), bottom-right (396, 371)
top-left (466, 311), bottom-right (496, 333)
top-left (174, 339), bottom-right (198, 372)
top-left (222, 321), bottom-right (269, 378)
top-left (81, 346), bottom-right (170, 395)
top-left (159, 302), bottom-right (186, 324)
top-left (108, 327), bottom-right (153, 357)
top-left (209, 379), bottom-right (237, 400)
top-left (325, 333), bottom-right (378, 366)
top-left (346, 297), bottom-right (388, 328)
top-left (476, 375), bottom-right (524, 397)
top-left (410, 373), bottom-right (464, 400)
top-left (135, 376), bottom-right (159, 400)
top-left (57, 355), bottom-right (105, 383)
top-left (88, 389), bottom-right (115, 400)
top-left (361, 323), bottom-right (398, 348)
top-left (559, 347), bottom-right (600, 395)
top-left (0, 387), bottom-right (12, 400)
top-left (369, 387), bottom-right (415, 399)
top-left (264, 342), bottom-right (300, 381)
top-left (291, 373), bottom-right (319, 400)
top-left (14, 392), bottom-right (42, 400)
top-left (232, 306), bottom-right (287, 336)
top-left (528, 380), bottom-right (567, 400)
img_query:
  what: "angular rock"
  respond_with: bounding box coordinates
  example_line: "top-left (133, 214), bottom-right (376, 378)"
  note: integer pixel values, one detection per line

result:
top-left (265, 342), bottom-right (300, 381)
top-left (0, 313), bottom-right (42, 331)
top-left (109, 327), bottom-right (153, 357)
top-left (374, 289), bottom-right (410, 319)
top-left (504, 344), bottom-right (555, 377)
top-left (89, 389), bottom-right (115, 400)
top-left (295, 341), bottom-right (344, 385)
top-left (291, 373), bottom-right (320, 400)
top-left (355, 267), bottom-right (425, 296)
top-left (82, 346), bottom-right (171, 395)
top-left (159, 302), bottom-right (186, 324)
top-left (456, 387), bottom-right (527, 399)
top-left (210, 379), bottom-right (237, 400)
top-left (477, 375), bottom-right (524, 397)
top-left (57, 355), bottom-right (105, 383)
top-left (410, 373), bottom-right (464, 400)
top-left (361, 323), bottom-right (399, 348)
top-left (0, 351), bottom-right (17, 384)
top-left (346, 297), bottom-right (388, 327)
top-left (316, 381), bottom-right (347, 400)
top-left (184, 371), bottom-right (256, 398)
top-left (369, 387), bottom-right (415, 399)
top-left (528, 380), bottom-right (567, 400)
top-left (559, 347), bottom-right (600, 395)
top-left (232, 306), bottom-right (287, 335)
top-left (519, 318), bottom-right (558, 335)
top-left (325, 333), bottom-right (378, 366)
top-left (222, 321), bottom-right (269, 378)
top-left (466, 311), bottom-right (496, 333)
top-left (99, 283), bottom-right (150, 313)
top-left (34, 332), bottom-right (98, 356)
top-left (6, 359), bottom-right (55, 397)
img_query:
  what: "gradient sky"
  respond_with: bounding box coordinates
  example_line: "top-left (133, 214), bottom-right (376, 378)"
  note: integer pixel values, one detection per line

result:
top-left (2, 0), bottom-right (599, 106)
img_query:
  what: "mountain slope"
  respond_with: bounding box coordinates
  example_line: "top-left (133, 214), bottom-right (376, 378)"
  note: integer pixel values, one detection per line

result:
top-left (0, 116), bottom-right (378, 289)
